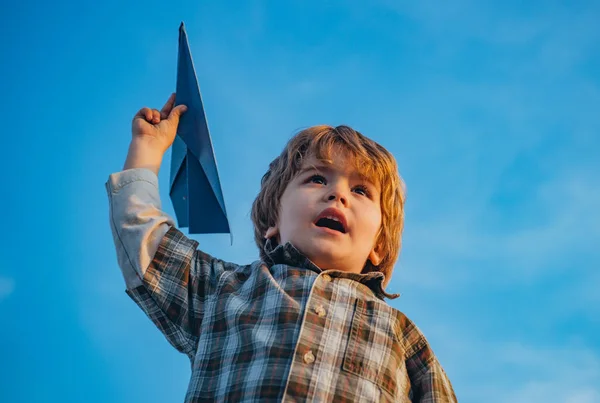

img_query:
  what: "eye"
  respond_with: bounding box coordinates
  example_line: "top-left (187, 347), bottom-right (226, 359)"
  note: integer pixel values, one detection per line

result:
top-left (308, 174), bottom-right (327, 185)
top-left (353, 185), bottom-right (371, 197)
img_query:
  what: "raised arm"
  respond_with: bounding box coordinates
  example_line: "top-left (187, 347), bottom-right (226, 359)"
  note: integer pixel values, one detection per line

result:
top-left (108, 94), bottom-right (187, 288)
top-left (106, 95), bottom-right (214, 357)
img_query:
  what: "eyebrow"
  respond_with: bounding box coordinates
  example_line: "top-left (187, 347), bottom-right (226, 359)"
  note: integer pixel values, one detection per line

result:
top-left (298, 164), bottom-right (333, 177)
top-left (298, 163), bottom-right (378, 188)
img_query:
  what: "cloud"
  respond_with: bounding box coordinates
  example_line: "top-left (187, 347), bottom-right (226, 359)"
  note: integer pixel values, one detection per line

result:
top-left (0, 277), bottom-right (15, 300)
top-left (425, 325), bottom-right (600, 403)
top-left (509, 383), bottom-right (600, 403)
top-left (375, 0), bottom-right (599, 53)
top-left (396, 162), bottom-right (600, 293)
top-left (497, 343), bottom-right (600, 403)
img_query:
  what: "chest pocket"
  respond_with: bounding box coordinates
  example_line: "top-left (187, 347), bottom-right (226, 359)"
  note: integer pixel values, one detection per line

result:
top-left (342, 299), bottom-right (408, 399)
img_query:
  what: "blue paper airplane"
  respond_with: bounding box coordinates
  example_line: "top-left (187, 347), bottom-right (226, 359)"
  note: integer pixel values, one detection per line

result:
top-left (170, 22), bottom-right (231, 238)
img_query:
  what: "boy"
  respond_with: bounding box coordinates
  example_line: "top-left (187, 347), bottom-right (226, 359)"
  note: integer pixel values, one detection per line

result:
top-left (106, 94), bottom-right (457, 402)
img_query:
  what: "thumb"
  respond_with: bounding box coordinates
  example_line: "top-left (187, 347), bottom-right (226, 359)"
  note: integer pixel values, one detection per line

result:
top-left (167, 104), bottom-right (188, 126)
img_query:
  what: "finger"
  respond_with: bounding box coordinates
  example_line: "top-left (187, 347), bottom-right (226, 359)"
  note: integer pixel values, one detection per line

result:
top-left (134, 107), bottom-right (153, 122)
top-left (167, 104), bottom-right (187, 127)
top-left (152, 109), bottom-right (161, 124)
top-left (160, 93), bottom-right (176, 119)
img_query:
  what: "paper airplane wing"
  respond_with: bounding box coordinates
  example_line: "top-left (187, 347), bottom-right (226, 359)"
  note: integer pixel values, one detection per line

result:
top-left (169, 22), bottom-right (231, 236)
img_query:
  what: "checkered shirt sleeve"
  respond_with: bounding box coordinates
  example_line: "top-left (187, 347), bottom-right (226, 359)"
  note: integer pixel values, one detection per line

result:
top-left (126, 227), bottom-right (231, 358)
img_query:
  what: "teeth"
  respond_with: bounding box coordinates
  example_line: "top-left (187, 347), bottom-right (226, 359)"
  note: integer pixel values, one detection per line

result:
top-left (316, 215), bottom-right (346, 233)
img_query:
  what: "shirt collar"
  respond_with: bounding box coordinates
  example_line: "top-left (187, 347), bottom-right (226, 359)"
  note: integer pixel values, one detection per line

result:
top-left (264, 239), bottom-right (399, 301)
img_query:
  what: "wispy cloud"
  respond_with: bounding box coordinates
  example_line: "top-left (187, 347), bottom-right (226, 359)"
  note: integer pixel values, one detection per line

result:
top-left (497, 343), bottom-right (600, 403)
top-left (400, 170), bottom-right (600, 287)
top-left (508, 383), bottom-right (600, 403)
top-left (400, 166), bottom-right (600, 288)
top-left (376, 0), bottom-right (600, 54)
top-left (424, 324), bottom-right (600, 403)
top-left (0, 277), bottom-right (15, 300)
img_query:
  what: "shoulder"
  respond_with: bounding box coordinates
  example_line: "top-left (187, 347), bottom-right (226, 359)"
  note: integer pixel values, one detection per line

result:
top-left (208, 258), bottom-right (267, 286)
top-left (380, 305), bottom-right (430, 358)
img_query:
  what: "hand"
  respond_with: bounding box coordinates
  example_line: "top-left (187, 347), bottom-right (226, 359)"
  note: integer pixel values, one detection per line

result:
top-left (131, 93), bottom-right (187, 154)
top-left (124, 93), bottom-right (187, 175)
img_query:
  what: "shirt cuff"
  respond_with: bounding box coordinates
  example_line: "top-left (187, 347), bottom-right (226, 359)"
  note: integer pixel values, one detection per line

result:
top-left (106, 168), bottom-right (160, 201)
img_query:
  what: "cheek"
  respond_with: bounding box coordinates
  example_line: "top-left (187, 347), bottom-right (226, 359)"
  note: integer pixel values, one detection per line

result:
top-left (278, 192), bottom-right (305, 235)
top-left (362, 206), bottom-right (382, 239)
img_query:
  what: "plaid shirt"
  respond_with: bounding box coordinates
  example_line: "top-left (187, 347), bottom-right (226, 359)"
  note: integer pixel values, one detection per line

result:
top-left (107, 168), bottom-right (456, 403)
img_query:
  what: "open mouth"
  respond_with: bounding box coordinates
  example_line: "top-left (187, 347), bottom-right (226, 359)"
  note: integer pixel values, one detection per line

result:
top-left (314, 206), bottom-right (348, 234)
top-left (315, 217), bottom-right (346, 233)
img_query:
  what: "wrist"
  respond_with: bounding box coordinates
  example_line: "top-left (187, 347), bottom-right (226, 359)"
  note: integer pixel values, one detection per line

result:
top-left (123, 138), bottom-right (165, 175)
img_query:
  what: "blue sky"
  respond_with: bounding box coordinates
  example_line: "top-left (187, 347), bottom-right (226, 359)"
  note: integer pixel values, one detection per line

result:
top-left (1, 1), bottom-right (599, 402)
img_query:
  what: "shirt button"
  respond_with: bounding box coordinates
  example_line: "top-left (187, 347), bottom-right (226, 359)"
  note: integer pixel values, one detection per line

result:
top-left (321, 274), bottom-right (332, 282)
top-left (314, 305), bottom-right (326, 318)
top-left (303, 350), bottom-right (315, 364)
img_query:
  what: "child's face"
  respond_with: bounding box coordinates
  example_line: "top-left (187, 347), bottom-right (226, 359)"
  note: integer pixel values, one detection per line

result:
top-left (265, 149), bottom-right (383, 274)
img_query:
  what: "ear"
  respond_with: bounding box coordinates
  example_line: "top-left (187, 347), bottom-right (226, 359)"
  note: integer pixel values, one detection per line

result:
top-left (368, 243), bottom-right (383, 267)
top-left (264, 226), bottom-right (279, 240)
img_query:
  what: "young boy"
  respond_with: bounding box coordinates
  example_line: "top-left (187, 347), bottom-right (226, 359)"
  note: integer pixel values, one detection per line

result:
top-left (106, 94), bottom-right (457, 402)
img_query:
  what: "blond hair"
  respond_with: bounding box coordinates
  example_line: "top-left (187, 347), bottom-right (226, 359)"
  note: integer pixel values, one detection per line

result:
top-left (251, 125), bottom-right (405, 288)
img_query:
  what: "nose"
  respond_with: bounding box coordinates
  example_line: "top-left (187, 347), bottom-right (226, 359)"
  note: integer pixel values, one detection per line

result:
top-left (326, 189), bottom-right (348, 206)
